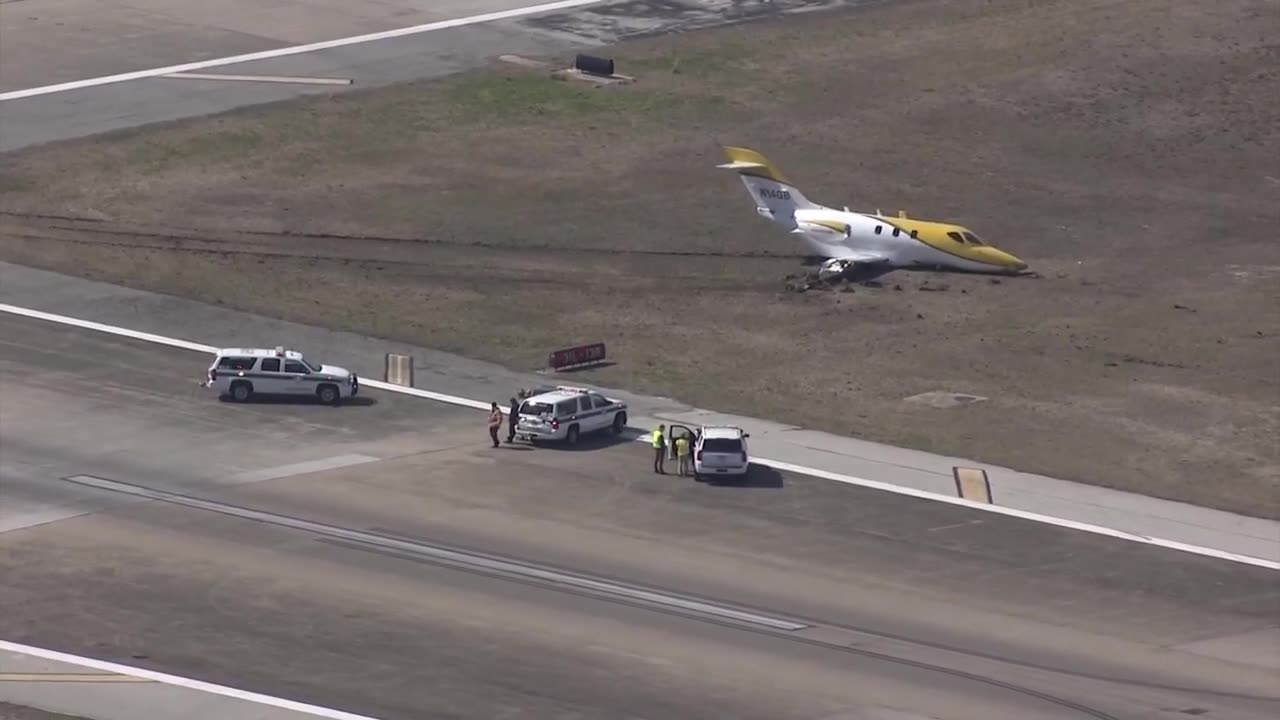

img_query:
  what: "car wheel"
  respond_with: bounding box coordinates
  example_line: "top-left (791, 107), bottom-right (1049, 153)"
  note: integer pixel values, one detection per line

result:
top-left (230, 381), bottom-right (252, 402)
top-left (566, 425), bottom-right (580, 445)
top-left (317, 384), bottom-right (340, 405)
top-left (612, 412), bottom-right (627, 434)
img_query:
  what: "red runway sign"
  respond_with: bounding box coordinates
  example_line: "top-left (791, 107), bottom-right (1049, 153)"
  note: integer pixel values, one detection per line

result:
top-left (548, 343), bottom-right (607, 370)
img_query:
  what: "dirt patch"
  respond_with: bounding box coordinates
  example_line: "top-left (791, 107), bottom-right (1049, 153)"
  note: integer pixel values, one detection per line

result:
top-left (1, 0), bottom-right (1278, 516)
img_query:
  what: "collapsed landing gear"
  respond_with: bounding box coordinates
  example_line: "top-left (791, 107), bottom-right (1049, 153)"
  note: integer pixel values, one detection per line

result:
top-left (787, 256), bottom-right (894, 292)
top-left (817, 258), bottom-right (857, 282)
top-left (786, 259), bottom-right (861, 292)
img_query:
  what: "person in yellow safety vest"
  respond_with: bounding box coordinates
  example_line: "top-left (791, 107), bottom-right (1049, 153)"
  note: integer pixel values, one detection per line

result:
top-left (652, 423), bottom-right (666, 474)
top-left (675, 434), bottom-right (691, 477)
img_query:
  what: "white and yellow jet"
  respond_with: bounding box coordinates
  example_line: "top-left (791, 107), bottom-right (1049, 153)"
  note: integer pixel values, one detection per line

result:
top-left (717, 146), bottom-right (1028, 280)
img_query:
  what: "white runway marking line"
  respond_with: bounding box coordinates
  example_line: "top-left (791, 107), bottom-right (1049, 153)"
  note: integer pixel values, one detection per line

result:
top-left (63, 475), bottom-right (811, 632)
top-left (0, 640), bottom-right (383, 720)
top-left (1, 301), bottom-right (1277, 572)
top-left (0, 0), bottom-right (605, 102)
top-left (750, 457), bottom-right (1280, 571)
top-left (0, 672), bottom-right (151, 683)
top-left (221, 454), bottom-right (381, 485)
top-left (0, 303), bottom-right (216, 353)
top-left (161, 73), bottom-right (353, 86)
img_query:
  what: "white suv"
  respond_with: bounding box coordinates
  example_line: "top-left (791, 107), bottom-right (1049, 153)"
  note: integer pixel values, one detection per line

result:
top-left (204, 346), bottom-right (358, 405)
top-left (667, 424), bottom-right (751, 480)
top-left (515, 386), bottom-right (628, 445)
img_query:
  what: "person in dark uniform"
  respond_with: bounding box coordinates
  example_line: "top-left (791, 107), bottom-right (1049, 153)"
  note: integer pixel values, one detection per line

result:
top-left (506, 393), bottom-right (521, 443)
top-left (652, 423), bottom-right (666, 474)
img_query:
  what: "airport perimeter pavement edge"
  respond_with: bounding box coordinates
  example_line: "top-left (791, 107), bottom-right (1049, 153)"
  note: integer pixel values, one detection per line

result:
top-left (0, 640), bottom-right (379, 720)
top-left (0, 261), bottom-right (1276, 569)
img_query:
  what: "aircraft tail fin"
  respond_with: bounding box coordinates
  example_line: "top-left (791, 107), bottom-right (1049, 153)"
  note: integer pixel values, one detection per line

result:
top-left (717, 146), bottom-right (817, 228)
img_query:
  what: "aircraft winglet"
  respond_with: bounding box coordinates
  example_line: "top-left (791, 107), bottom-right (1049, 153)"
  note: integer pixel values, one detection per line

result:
top-left (717, 160), bottom-right (768, 171)
top-left (717, 146), bottom-right (790, 184)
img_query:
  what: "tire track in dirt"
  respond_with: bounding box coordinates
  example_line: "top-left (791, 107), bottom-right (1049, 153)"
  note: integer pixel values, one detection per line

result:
top-left (0, 212), bottom-right (806, 261)
top-left (0, 213), bottom-right (794, 293)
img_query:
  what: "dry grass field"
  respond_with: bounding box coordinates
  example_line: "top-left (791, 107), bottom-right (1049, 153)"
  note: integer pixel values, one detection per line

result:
top-left (2, 0), bottom-right (1278, 516)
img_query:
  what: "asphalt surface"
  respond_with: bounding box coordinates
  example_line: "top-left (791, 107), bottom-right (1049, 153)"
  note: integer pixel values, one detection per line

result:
top-left (0, 0), bottom-right (856, 152)
top-left (3, 1), bottom-right (1276, 717)
top-left (1, 312), bottom-right (1278, 719)
top-left (2, 261), bottom-right (1276, 568)
top-left (0, 702), bottom-right (89, 720)
top-left (0, 647), bottom-right (336, 720)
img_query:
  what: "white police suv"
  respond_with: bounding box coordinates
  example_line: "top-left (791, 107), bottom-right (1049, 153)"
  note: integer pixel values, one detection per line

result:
top-left (514, 385), bottom-right (628, 445)
top-left (204, 346), bottom-right (358, 405)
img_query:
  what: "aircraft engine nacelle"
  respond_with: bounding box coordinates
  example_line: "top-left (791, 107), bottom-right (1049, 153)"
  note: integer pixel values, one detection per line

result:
top-left (817, 258), bottom-right (856, 281)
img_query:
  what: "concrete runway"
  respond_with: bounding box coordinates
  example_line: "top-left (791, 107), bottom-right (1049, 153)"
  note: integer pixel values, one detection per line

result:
top-left (1, 0), bottom-right (551, 90)
top-left (1, 312), bottom-right (1278, 719)
top-left (0, 0), bottom-right (855, 151)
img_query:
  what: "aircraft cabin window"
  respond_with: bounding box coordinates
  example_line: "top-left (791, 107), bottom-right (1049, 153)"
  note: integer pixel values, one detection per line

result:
top-left (892, 228), bottom-right (900, 237)
top-left (874, 225), bottom-right (882, 235)
top-left (910, 229), bottom-right (918, 238)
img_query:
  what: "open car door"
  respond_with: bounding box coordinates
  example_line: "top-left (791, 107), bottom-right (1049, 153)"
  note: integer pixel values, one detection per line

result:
top-left (665, 424), bottom-right (696, 461)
